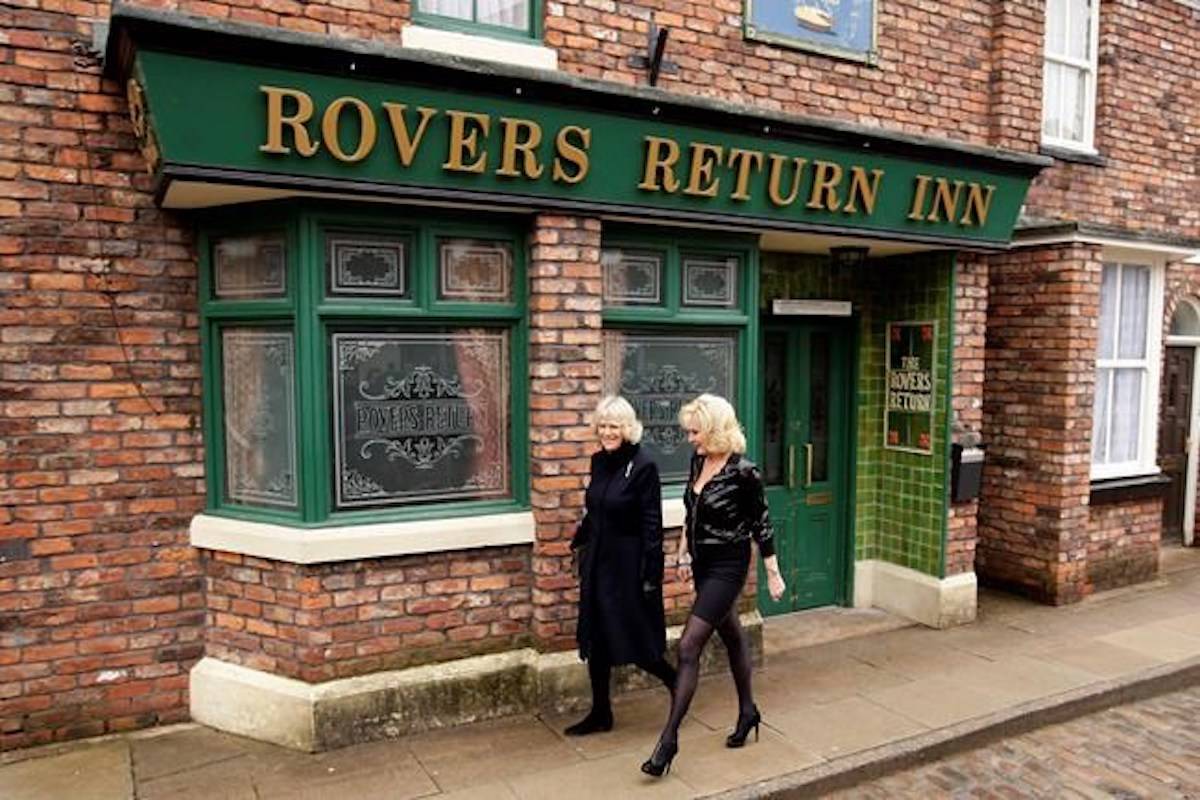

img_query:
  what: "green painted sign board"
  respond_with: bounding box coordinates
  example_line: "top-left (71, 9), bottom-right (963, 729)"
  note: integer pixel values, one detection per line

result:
top-left (133, 49), bottom-right (1032, 244)
top-left (885, 321), bottom-right (936, 455)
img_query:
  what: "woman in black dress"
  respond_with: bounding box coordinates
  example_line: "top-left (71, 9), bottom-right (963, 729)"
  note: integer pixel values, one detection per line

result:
top-left (641, 393), bottom-right (786, 776)
top-left (566, 395), bottom-right (677, 735)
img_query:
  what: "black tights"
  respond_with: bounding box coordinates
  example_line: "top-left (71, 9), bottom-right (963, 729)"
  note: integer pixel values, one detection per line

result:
top-left (587, 656), bottom-right (677, 713)
top-left (657, 610), bottom-right (755, 746)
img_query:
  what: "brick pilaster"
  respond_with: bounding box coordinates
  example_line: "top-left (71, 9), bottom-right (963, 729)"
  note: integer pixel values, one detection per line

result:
top-left (979, 244), bottom-right (1101, 604)
top-left (527, 214), bottom-right (603, 652)
top-left (946, 254), bottom-right (988, 577)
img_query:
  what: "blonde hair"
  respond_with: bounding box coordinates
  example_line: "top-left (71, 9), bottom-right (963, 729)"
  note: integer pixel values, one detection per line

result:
top-left (679, 393), bottom-right (746, 455)
top-left (593, 395), bottom-right (644, 445)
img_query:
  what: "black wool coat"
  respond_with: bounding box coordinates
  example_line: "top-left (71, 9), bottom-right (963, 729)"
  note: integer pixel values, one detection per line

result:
top-left (572, 442), bottom-right (666, 665)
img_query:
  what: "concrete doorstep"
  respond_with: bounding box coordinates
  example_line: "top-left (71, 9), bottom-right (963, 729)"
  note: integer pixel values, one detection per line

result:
top-left (5, 554), bottom-right (1200, 799)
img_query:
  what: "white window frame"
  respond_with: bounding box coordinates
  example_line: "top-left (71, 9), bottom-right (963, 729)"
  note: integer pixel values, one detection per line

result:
top-left (1042, 0), bottom-right (1101, 153)
top-left (1091, 250), bottom-right (1165, 480)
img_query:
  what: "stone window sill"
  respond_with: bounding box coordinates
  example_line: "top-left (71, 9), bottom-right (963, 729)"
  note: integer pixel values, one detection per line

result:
top-left (190, 511), bottom-right (536, 564)
top-left (401, 24), bottom-right (557, 71)
top-left (1089, 474), bottom-right (1171, 507)
top-left (1040, 144), bottom-right (1106, 167)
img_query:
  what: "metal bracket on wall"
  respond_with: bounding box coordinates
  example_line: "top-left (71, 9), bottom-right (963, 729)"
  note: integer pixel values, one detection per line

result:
top-left (626, 18), bottom-right (678, 86)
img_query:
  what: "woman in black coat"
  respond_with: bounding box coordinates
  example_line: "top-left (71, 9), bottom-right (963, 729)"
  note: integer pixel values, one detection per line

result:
top-left (566, 395), bottom-right (677, 736)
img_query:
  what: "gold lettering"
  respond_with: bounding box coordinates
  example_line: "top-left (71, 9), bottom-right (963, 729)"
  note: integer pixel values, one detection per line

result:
top-left (496, 117), bottom-right (545, 179)
top-left (321, 96), bottom-right (377, 163)
top-left (806, 160), bottom-right (844, 211)
top-left (638, 136), bottom-right (681, 193)
top-left (552, 126), bottom-right (591, 184)
top-left (381, 103), bottom-right (437, 166)
top-left (766, 154), bottom-right (807, 207)
top-left (908, 174), bottom-right (933, 220)
top-left (727, 148), bottom-right (764, 202)
top-left (927, 178), bottom-right (965, 223)
top-left (684, 142), bottom-right (724, 197)
top-left (843, 166), bottom-right (885, 215)
top-left (443, 110), bottom-right (491, 173)
top-left (260, 85), bottom-right (319, 157)
top-left (959, 182), bottom-right (996, 227)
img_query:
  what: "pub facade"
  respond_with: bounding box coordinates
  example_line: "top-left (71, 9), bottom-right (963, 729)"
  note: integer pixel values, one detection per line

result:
top-left (1, 0), bottom-right (1195, 752)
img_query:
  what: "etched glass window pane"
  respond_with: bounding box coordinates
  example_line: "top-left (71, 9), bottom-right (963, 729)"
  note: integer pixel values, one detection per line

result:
top-left (1117, 264), bottom-right (1149, 359)
top-left (604, 330), bottom-right (737, 483)
top-left (1170, 301), bottom-right (1200, 336)
top-left (332, 329), bottom-right (510, 509)
top-left (214, 235), bottom-right (286, 299)
top-left (682, 255), bottom-right (739, 308)
top-left (762, 332), bottom-right (786, 486)
top-left (603, 249), bottom-right (663, 307)
top-left (328, 232), bottom-right (408, 298)
top-left (1042, 62), bottom-right (1062, 140)
top-left (1092, 367), bottom-right (1111, 463)
top-left (419, 0), bottom-right (472, 21)
top-left (478, 0), bottom-right (528, 29)
top-left (1110, 368), bottom-right (1143, 463)
top-left (439, 239), bottom-right (513, 302)
top-left (1097, 264), bottom-right (1118, 359)
top-left (222, 328), bottom-right (297, 509)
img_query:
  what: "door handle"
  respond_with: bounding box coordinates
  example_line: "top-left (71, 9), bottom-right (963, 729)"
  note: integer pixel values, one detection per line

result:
top-left (804, 443), bottom-right (814, 487)
top-left (788, 445), bottom-right (796, 490)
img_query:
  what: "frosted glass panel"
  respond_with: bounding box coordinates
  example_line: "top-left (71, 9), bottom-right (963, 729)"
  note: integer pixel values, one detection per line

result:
top-left (222, 328), bottom-right (297, 508)
top-left (603, 331), bottom-right (737, 483)
top-left (214, 235), bottom-right (286, 299)
top-left (332, 330), bottom-right (510, 508)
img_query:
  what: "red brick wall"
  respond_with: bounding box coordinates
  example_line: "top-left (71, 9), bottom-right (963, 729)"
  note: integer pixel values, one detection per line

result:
top-left (979, 244), bottom-right (1100, 604)
top-left (1022, 1), bottom-right (1200, 238)
top-left (1, 3), bottom-right (207, 751)
top-left (946, 254), bottom-right (988, 577)
top-left (202, 547), bottom-right (532, 682)
top-left (1086, 499), bottom-right (1161, 593)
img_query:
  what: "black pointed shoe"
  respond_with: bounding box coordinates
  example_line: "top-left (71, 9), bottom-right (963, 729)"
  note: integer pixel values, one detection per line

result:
top-left (726, 706), bottom-right (761, 748)
top-left (640, 739), bottom-right (678, 777)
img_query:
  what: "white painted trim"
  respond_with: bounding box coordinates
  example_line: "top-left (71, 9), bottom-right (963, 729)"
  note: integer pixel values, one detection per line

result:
top-left (852, 559), bottom-right (976, 629)
top-left (1011, 232), bottom-right (1199, 259)
top-left (662, 496), bottom-right (685, 529)
top-left (401, 24), bottom-right (558, 70)
top-left (1186, 344), bottom-right (1199, 546)
top-left (189, 511), bottom-right (536, 564)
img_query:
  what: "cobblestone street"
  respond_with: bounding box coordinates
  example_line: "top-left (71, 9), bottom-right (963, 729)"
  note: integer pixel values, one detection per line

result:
top-left (831, 687), bottom-right (1200, 799)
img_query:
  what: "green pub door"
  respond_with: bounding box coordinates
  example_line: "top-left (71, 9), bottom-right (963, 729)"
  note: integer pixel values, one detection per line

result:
top-left (758, 321), bottom-right (853, 614)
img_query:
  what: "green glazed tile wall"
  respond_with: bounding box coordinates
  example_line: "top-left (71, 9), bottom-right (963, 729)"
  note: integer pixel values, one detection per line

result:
top-left (761, 252), bottom-right (953, 579)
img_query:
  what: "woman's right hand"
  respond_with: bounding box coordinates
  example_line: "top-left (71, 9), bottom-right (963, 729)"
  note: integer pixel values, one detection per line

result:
top-left (676, 553), bottom-right (692, 583)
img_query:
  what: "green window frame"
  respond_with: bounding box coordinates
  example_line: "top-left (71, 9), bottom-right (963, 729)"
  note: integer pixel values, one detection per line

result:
top-left (412, 0), bottom-right (543, 42)
top-left (198, 201), bottom-right (530, 528)
top-left (600, 228), bottom-right (761, 489)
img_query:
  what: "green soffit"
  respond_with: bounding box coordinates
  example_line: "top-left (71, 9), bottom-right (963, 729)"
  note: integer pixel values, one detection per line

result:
top-left (108, 7), bottom-right (1047, 246)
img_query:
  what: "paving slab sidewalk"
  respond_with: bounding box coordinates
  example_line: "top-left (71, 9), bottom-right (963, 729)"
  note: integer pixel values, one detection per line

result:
top-left (6, 547), bottom-right (1200, 800)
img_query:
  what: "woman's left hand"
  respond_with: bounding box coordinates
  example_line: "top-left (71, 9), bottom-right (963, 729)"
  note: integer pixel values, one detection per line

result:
top-left (767, 569), bottom-right (786, 602)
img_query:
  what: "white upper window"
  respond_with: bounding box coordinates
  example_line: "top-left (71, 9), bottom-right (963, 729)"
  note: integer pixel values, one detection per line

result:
top-left (1042, 0), bottom-right (1100, 152)
top-left (1092, 259), bottom-right (1164, 479)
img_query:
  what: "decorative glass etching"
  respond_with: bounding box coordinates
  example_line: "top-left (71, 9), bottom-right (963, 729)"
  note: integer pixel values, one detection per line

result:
top-left (214, 235), bottom-right (286, 299)
top-left (604, 331), bottom-right (737, 482)
top-left (682, 255), bottom-right (738, 308)
top-left (603, 249), bottom-right (663, 307)
top-left (221, 328), bottom-right (297, 508)
top-left (332, 330), bottom-right (510, 508)
top-left (439, 239), bottom-right (512, 302)
top-left (328, 233), bottom-right (407, 297)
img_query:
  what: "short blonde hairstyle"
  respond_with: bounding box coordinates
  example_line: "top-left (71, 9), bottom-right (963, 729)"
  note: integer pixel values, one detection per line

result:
top-left (593, 395), bottom-right (644, 445)
top-left (679, 393), bottom-right (746, 455)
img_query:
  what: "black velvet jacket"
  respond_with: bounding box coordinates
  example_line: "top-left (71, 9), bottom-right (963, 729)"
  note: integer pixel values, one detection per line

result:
top-left (684, 452), bottom-right (776, 558)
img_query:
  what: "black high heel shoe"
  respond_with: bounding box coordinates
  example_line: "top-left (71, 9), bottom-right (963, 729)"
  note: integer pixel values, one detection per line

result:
top-left (563, 708), bottom-right (613, 736)
top-left (640, 739), bottom-right (678, 777)
top-left (725, 706), bottom-right (761, 748)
